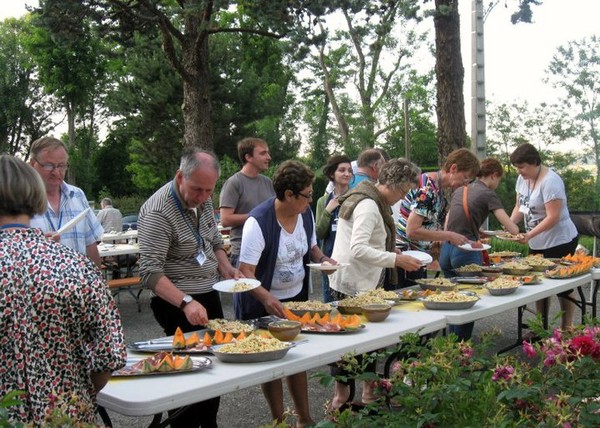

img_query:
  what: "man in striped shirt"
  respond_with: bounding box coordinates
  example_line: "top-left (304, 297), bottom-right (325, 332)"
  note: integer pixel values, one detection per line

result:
top-left (139, 148), bottom-right (240, 428)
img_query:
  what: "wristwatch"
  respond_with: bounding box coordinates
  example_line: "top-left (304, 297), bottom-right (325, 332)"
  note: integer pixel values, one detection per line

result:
top-left (179, 294), bottom-right (193, 310)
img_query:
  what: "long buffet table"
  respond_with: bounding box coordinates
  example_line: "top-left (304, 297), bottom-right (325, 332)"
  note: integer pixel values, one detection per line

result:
top-left (97, 271), bottom-right (598, 420)
top-left (97, 310), bottom-right (446, 417)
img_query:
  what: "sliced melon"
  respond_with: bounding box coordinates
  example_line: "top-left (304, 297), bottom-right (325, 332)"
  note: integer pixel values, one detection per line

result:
top-left (172, 327), bottom-right (186, 349)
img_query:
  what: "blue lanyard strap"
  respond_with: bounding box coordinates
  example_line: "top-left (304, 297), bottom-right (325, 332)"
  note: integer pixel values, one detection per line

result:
top-left (0, 224), bottom-right (29, 229)
top-left (45, 210), bottom-right (63, 232)
top-left (170, 182), bottom-right (205, 249)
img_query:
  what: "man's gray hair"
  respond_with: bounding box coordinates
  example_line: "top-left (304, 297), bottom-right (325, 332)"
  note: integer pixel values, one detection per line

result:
top-left (102, 197), bottom-right (113, 207)
top-left (180, 147), bottom-right (220, 178)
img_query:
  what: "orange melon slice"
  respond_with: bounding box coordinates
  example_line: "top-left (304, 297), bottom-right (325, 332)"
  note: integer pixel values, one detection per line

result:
top-left (172, 327), bottom-right (186, 349)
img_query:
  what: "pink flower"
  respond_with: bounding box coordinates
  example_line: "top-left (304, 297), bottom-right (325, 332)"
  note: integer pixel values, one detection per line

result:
top-left (492, 365), bottom-right (515, 382)
top-left (379, 379), bottom-right (393, 394)
top-left (522, 340), bottom-right (537, 358)
top-left (544, 355), bottom-right (556, 367)
top-left (391, 361), bottom-right (402, 374)
top-left (459, 342), bottom-right (473, 358)
top-left (552, 328), bottom-right (562, 341)
top-left (569, 335), bottom-right (598, 357)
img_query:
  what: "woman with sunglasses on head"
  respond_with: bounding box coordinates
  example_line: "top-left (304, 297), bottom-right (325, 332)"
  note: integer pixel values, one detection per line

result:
top-left (509, 143), bottom-right (579, 330)
top-left (440, 158), bottom-right (520, 340)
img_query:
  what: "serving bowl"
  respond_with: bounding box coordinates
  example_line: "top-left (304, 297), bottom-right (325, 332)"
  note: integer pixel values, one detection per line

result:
top-left (454, 264), bottom-right (484, 277)
top-left (268, 320), bottom-right (302, 341)
top-left (481, 267), bottom-right (503, 277)
top-left (361, 304), bottom-right (392, 322)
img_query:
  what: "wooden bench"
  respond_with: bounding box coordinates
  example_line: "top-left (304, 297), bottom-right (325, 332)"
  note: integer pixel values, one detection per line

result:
top-left (107, 277), bottom-right (144, 312)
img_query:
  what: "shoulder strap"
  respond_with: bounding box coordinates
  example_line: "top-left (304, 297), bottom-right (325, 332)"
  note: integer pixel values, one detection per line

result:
top-left (462, 185), bottom-right (479, 239)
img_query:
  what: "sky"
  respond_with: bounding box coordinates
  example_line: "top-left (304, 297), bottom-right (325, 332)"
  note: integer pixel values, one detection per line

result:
top-left (2, 0), bottom-right (599, 143)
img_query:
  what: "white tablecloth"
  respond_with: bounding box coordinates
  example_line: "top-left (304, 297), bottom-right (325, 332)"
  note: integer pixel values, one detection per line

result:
top-left (98, 243), bottom-right (140, 257)
top-left (97, 311), bottom-right (446, 416)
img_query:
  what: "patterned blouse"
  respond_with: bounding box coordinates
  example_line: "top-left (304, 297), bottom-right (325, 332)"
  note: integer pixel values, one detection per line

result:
top-left (0, 227), bottom-right (126, 426)
top-left (397, 173), bottom-right (447, 251)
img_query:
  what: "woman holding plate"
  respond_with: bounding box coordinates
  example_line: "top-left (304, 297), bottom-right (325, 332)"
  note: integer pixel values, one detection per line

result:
top-left (440, 158), bottom-right (520, 339)
top-left (327, 158), bottom-right (423, 410)
top-left (509, 143), bottom-right (578, 330)
top-left (235, 160), bottom-right (332, 428)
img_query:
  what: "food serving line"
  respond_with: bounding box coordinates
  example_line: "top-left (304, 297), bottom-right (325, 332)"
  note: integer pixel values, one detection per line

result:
top-left (97, 270), bottom-right (599, 426)
top-left (97, 310), bottom-right (446, 424)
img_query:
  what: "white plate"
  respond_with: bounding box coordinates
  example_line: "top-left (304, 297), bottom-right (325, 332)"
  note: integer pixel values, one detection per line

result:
top-left (213, 278), bottom-right (261, 293)
top-left (482, 230), bottom-right (502, 236)
top-left (458, 243), bottom-right (491, 252)
top-left (402, 250), bottom-right (433, 265)
top-left (306, 263), bottom-right (350, 271)
top-left (55, 208), bottom-right (90, 235)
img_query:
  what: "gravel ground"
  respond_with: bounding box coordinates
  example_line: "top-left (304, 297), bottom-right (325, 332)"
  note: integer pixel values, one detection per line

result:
top-left (102, 273), bottom-right (591, 427)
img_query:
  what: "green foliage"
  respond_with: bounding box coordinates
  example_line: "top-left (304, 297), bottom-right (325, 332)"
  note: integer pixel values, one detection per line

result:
top-left (210, 16), bottom-right (295, 164)
top-left (295, 0), bottom-right (435, 159)
top-left (319, 324), bottom-right (600, 427)
top-left (0, 16), bottom-right (57, 156)
top-left (545, 35), bottom-right (600, 205)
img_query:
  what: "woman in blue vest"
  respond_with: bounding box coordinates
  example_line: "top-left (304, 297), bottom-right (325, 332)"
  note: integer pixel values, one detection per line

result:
top-left (235, 160), bottom-right (333, 428)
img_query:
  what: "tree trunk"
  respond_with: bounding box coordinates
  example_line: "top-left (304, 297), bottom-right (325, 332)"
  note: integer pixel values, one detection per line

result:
top-left (434, 0), bottom-right (467, 162)
top-left (182, 35), bottom-right (213, 150)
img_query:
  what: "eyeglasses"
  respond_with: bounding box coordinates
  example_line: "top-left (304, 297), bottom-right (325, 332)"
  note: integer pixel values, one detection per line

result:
top-left (35, 158), bottom-right (68, 172)
top-left (297, 191), bottom-right (313, 200)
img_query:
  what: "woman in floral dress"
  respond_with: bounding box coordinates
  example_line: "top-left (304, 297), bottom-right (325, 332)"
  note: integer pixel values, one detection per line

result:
top-left (0, 155), bottom-right (126, 426)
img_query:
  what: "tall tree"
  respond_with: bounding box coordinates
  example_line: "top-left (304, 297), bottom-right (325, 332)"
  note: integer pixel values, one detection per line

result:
top-left (95, 0), bottom-right (314, 150)
top-left (545, 35), bottom-right (600, 206)
top-left (433, 0), bottom-right (466, 160)
top-left (0, 17), bottom-right (56, 156)
top-left (27, 0), bottom-right (108, 150)
top-left (299, 0), bottom-right (432, 159)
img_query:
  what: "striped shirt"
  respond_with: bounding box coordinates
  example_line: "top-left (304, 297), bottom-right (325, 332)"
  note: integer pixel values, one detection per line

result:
top-left (138, 181), bottom-right (223, 294)
top-left (30, 182), bottom-right (103, 256)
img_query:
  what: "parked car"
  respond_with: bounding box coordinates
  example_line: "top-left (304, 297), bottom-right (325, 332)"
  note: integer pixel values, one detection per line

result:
top-left (122, 214), bottom-right (138, 231)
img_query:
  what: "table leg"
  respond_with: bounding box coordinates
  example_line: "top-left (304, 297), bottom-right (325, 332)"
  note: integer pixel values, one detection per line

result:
top-left (97, 405), bottom-right (112, 427)
top-left (593, 280), bottom-right (599, 318)
top-left (497, 305), bottom-right (527, 354)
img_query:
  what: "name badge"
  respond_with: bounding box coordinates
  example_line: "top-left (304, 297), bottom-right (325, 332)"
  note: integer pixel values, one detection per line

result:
top-left (519, 205), bottom-right (530, 216)
top-left (196, 251), bottom-right (207, 266)
top-left (331, 218), bottom-right (338, 232)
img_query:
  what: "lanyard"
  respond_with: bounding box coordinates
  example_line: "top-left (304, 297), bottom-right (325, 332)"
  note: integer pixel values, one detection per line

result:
top-left (45, 210), bottom-right (63, 232)
top-left (170, 182), bottom-right (205, 250)
top-left (0, 224), bottom-right (29, 229)
top-left (527, 166), bottom-right (542, 201)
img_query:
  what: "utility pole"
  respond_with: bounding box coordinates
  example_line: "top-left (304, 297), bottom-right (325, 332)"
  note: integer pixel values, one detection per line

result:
top-left (403, 98), bottom-right (410, 160)
top-left (471, 0), bottom-right (486, 159)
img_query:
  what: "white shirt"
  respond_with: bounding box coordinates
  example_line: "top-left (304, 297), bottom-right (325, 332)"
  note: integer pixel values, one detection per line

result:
top-left (240, 215), bottom-right (317, 300)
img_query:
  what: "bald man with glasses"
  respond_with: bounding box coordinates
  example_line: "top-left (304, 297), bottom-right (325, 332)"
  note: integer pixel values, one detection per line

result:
top-left (29, 136), bottom-right (103, 267)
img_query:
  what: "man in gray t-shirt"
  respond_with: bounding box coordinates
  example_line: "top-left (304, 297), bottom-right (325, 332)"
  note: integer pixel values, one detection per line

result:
top-left (219, 138), bottom-right (275, 266)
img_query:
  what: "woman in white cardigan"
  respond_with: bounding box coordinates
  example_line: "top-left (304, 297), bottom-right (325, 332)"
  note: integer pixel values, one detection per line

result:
top-left (328, 158), bottom-right (423, 410)
top-left (330, 158), bottom-right (423, 297)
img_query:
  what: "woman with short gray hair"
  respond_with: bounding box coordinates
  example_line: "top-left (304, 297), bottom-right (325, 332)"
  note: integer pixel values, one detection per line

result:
top-left (327, 158), bottom-right (423, 410)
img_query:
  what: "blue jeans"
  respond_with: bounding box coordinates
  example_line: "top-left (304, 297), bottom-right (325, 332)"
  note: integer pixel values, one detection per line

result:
top-left (439, 242), bottom-right (483, 278)
top-left (321, 272), bottom-right (333, 303)
top-left (439, 242), bottom-right (482, 341)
